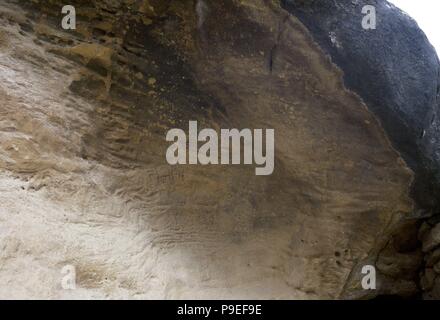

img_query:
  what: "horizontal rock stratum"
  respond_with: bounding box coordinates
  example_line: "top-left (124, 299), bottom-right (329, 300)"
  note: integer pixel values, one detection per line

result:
top-left (0, 0), bottom-right (438, 299)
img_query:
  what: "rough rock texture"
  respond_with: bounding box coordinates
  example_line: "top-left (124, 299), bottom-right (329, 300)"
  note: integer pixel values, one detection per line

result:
top-left (282, 0), bottom-right (440, 299)
top-left (282, 0), bottom-right (440, 210)
top-left (0, 0), bottom-right (435, 299)
top-left (419, 218), bottom-right (440, 299)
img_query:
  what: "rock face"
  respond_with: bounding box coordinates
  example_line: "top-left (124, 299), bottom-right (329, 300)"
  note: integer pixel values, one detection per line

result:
top-left (0, 0), bottom-right (436, 299)
top-left (281, 0), bottom-right (440, 299)
top-left (282, 0), bottom-right (440, 209)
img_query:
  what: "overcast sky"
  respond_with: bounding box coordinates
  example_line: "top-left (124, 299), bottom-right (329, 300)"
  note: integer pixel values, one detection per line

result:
top-left (388, 0), bottom-right (440, 54)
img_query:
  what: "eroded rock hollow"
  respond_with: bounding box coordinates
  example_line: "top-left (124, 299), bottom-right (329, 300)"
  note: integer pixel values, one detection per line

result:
top-left (0, 0), bottom-right (439, 299)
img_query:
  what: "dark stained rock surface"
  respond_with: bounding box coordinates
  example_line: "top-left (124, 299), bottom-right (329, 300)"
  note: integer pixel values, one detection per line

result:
top-left (281, 0), bottom-right (440, 210)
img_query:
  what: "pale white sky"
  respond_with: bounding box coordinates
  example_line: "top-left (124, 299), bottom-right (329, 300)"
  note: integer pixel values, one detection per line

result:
top-left (388, 0), bottom-right (440, 54)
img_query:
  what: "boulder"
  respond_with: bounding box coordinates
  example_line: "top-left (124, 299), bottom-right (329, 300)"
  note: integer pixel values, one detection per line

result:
top-left (0, 0), bottom-right (437, 299)
top-left (423, 224), bottom-right (440, 253)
